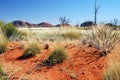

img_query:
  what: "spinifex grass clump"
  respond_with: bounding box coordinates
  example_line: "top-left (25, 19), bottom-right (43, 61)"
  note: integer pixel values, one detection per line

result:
top-left (62, 31), bottom-right (80, 40)
top-left (0, 30), bottom-right (8, 54)
top-left (21, 40), bottom-right (41, 59)
top-left (45, 46), bottom-right (68, 66)
top-left (85, 26), bottom-right (120, 56)
top-left (1, 23), bottom-right (18, 38)
top-left (103, 60), bottom-right (120, 80)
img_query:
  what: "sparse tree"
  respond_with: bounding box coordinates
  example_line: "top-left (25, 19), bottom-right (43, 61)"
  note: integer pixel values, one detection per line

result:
top-left (110, 18), bottom-right (120, 26)
top-left (59, 16), bottom-right (70, 26)
top-left (94, 0), bottom-right (100, 25)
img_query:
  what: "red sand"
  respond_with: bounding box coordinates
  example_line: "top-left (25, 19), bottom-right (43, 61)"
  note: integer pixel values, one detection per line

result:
top-left (0, 41), bottom-right (107, 80)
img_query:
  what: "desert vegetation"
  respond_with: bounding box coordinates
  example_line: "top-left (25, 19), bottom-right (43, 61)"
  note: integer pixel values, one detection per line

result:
top-left (62, 31), bottom-right (81, 40)
top-left (84, 26), bottom-right (120, 55)
top-left (20, 39), bottom-right (42, 59)
top-left (103, 60), bottom-right (120, 80)
top-left (0, 65), bottom-right (8, 80)
top-left (0, 30), bottom-right (8, 54)
top-left (0, 23), bottom-right (18, 38)
top-left (0, 21), bottom-right (120, 80)
top-left (44, 46), bottom-right (68, 66)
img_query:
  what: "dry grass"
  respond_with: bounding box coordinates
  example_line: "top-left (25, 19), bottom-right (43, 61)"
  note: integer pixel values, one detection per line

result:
top-left (0, 29), bottom-right (8, 54)
top-left (62, 31), bottom-right (81, 40)
top-left (18, 27), bottom-right (82, 41)
top-left (84, 26), bottom-right (120, 55)
top-left (103, 60), bottom-right (120, 80)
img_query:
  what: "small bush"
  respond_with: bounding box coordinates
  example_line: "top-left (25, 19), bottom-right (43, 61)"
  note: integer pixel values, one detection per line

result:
top-left (103, 61), bottom-right (120, 80)
top-left (2, 23), bottom-right (18, 38)
top-left (45, 46), bottom-right (68, 66)
top-left (21, 40), bottom-right (41, 59)
top-left (0, 30), bottom-right (8, 54)
top-left (84, 26), bottom-right (120, 56)
top-left (62, 31), bottom-right (80, 40)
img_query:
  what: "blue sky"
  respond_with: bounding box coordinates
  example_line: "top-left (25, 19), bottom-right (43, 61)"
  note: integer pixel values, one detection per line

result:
top-left (0, 0), bottom-right (120, 25)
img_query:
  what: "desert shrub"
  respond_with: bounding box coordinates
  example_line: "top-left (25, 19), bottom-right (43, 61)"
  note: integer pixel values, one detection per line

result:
top-left (0, 30), bottom-right (8, 54)
top-left (84, 26), bottom-right (120, 56)
top-left (1, 23), bottom-right (18, 38)
top-left (62, 31), bottom-right (80, 40)
top-left (45, 46), bottom-right (68, 66)
top-left (103, 61), bottom-right (120, 80)
top-left (21, 40), bottom-right (41, 59)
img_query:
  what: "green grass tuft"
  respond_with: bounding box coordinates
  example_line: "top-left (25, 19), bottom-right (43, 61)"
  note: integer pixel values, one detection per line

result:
top-left (21, 40), bottom-right (41, 59)
top-left (45, 46), bottom-right (68, 66)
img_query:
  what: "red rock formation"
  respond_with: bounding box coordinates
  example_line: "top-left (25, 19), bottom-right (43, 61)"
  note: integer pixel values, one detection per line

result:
top-left (12, 20), bottom-right (53, 27)
top-left (38, 22), bottom-right (53, 27)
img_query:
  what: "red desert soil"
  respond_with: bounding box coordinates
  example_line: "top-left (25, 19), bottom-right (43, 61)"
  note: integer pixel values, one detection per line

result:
top-left (0, 41), bottom-right (108, 80)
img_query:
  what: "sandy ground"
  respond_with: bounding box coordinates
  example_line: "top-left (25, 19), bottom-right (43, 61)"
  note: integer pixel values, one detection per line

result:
top-left (0, 41), bottom-right (112, 80)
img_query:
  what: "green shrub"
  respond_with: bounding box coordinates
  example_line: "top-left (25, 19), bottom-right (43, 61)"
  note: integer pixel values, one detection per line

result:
top-left (2, 23), bottom-right (18, 38)
top-left (45, 47), bottom-right (68, 66)
top-left (0, 31), bottom-right (8, 54)
top-left (84, 26), bottom-right (120, 56)
top-left (62, 31), bottom-right (80, 40)
top-left (21, 40), bottom-right (41, 59)
top-left (103, 61), bottom-right (120, 80)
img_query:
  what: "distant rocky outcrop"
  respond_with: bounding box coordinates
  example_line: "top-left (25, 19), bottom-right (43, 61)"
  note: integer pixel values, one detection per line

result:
top-left (38, 22), bottom-right (53, 27)
top-left (12, 20), bottom-right (53, 27)
top-left (12, 20), bottom-right (27, 27)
